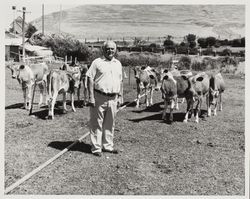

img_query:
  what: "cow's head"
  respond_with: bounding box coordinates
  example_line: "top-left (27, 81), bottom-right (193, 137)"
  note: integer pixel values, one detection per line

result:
top-left (209, 87), bottom-right (219, 105)
top-left (6, 63), bottom-right (20, 79)
top-left (67, 70), bottom-right (81, 89)
top-left (133, 66), bottom-right (141, 80)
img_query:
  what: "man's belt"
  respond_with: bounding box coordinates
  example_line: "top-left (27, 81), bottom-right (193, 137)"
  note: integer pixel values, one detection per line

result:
top-left (94, 89), bottom-right (117, 97)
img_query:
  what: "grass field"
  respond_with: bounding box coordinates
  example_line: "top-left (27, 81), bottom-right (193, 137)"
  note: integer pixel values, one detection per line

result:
top-left (5, 65), bottom-right (245, 195)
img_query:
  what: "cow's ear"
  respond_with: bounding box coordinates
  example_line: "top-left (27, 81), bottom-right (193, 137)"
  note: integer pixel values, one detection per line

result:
top-left (196, 77), bottom-right (203, 82)
top-left (149, 75), bottom-right (155, 79)
top-left (181, 75), bottom-right (188, 80)
top-left (163, 69), bottom-right (169, 73)
top-left (19, 65), bottom-right (25, 69)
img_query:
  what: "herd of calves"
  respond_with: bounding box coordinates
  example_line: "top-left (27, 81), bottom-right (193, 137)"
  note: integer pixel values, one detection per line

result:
top-left (6, 62), bottom-right (225, 123)
top-left (134, 65), bottom-right (225, 124)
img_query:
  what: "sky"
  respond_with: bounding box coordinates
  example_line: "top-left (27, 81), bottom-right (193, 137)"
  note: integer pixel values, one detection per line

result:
top-left (3, 2), bottom-right (78, 30)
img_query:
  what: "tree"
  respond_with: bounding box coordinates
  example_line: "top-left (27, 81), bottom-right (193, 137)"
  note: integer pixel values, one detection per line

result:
top-left (206, 36), bottom-right (216, 47)
top-left (241, 37), bottom-right (245, 47)
top-left (25, 23), bottom-right (38, 38)
top-left (163, 35), bottom-right (175, 49)
top-left (197, 38), bottom-right (207, 48)
top-left (186, 34), bottom-right (196, 43)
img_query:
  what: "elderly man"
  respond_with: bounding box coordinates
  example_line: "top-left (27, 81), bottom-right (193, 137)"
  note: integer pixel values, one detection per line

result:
top-left (86, 40), bottom-right (123, 157)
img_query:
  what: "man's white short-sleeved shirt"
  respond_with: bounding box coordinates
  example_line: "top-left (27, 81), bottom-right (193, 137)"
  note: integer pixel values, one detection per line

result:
top-left (86, 57), bottom-right (123, 94)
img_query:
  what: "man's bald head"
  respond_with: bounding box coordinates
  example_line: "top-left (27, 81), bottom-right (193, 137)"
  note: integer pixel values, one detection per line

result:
top-left (103, 40), bottom-right (117, 60)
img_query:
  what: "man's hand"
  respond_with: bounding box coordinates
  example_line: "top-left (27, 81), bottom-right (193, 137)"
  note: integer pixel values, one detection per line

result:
top-left (117, 94), bottom-right (123, 107)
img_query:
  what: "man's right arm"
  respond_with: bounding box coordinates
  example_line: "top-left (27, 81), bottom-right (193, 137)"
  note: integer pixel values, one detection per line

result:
top-left (87, 77), bottom-right (95, 107)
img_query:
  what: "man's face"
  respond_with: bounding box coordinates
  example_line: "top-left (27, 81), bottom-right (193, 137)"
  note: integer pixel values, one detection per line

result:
top-left (103, 41), bottom-right (116, 60)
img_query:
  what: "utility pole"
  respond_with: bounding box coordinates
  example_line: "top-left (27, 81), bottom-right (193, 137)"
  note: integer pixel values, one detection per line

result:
top-left (42, 4), bottom-right (44, 34)
top-left (59, 4), bottom-right (62, 34)
top-left (12, 6), bottom-right (16, 36)
top-left (18, 7), bottom-right (30, 62)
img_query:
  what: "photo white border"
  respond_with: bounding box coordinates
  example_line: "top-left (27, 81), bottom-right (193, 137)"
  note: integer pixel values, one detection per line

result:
top-left (0, 0), bottom-right (248, 199)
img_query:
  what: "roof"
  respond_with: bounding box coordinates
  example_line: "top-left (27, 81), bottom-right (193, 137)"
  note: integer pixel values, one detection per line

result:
top-left (5, 31), bottom-right (27, 46)
top-left (9, 16), bottom-right (28, 34)
top-left (24, 44), bottom-right (51, 52)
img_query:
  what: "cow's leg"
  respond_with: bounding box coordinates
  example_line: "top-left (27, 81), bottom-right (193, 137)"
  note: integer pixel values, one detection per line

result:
top-left (175, 99), bottom-right (179, 110)
top-left (162, 99), bottom-right (167, 120)
top-left (22, 87), bottom-right (27, 109)
top-left (149, 88), bottom-right (153, 106)
top-left (62, 92), bottom-right (68, 113)
top-left (50, 92), bottom-right (58, 119)
top-left (38, 84), bottom-right (44, 109)
top-left (219, 93), bottom-right (223, 111)
top-left (145, 88), bottom-right (149, 107)
top-left (71, 93), bottom-right (76, 112)
top-left (214, 100), bottom-right (218, 116)
top-left (169, 99), bottom-right (175, 123)
top-left (207, 95), bottom-right (212, 117)
top-left (184, 98), bottom-right (193, 123)
top-left (77, 85), bottom-right (81, 105)
top-left (194, 98), bottom-right (200, 123)
top-left (136, 89), bottom-right (140, 108)
top-left (27, 85), bottom-right (33, 111)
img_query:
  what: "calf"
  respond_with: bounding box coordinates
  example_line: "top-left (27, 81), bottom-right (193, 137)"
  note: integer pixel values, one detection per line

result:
top-left (47, 69), bottom-right (80, 119)
top-left (133, 65), bottom-right (161, 108)
top-left (207, 73), bottom-right (225, 116)
top-left (60, 63), bottom-right (89, 106)
top-left (191, 72), bottom-right (210, 122)
top-left (161, 71), bottom-right (207, 123)
top-left (160, 69), bottom-right (193, 110)
top-left (7, 62), bottom-right (49, 110)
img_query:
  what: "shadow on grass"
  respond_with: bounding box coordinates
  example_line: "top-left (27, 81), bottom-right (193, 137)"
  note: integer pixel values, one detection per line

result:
top-left (5, 103), bottom-right (25, 109)
top-left (129, 112), bottom-right (186, 123)
top-left (30, 108), bottom-right (68, 120)
top-left (48, 141), bottom-right (92, 154)
top-left (132, 102), bottom-right (163, 113)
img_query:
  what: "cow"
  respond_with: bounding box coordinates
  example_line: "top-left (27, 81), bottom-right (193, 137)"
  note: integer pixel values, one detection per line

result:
top-left (6, 62), bottom-right (49, 111)
top-left (133, 65), bottom-right (161, 108)
top-left (160, 68), bottom-right (193, 110)
top-left (60, 63), bottom-right (89, 106)
top-left (191, 72), bottom-right (210, 123)
top-left (207, 73), bottom-right (225, 116)
top-left (160, 71), bottom-right (209, 123)
top-left (46, 69), bottom-right (81, 119)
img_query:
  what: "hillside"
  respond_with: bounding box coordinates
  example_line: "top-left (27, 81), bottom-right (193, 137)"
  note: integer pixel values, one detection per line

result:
top-left (31, 4), bottom-right (245, 41)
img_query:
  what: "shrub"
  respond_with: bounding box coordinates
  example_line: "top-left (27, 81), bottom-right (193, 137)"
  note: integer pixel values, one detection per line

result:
top-left (178, 56), bottom-right (191, 70)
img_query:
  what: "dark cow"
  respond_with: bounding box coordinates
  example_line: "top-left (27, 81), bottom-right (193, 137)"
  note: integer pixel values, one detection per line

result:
top-left (47, 69), bottom-right (80, 119)
top-left (6, 62), bottom-right (49, 110)
top-left (160, 68), bottom-right (193, 110)
top-left (207, 73), bottom-right (225, 116)
top-left (160, 71), bottom-right (208, 123)
top-left (134, 65), bottom-right (161, 108)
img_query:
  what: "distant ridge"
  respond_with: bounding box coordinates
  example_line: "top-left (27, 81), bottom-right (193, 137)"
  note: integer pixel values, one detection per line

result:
top-left (31, 4), bottom-right (245, 41)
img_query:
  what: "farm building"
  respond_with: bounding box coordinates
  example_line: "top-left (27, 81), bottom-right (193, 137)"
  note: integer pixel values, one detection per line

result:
top-left (9, 16), bottom-right (28, 35)
top-left (5, 31), bottom-right (24, 61)
top-left (5, 31), bottom-right (53, 62)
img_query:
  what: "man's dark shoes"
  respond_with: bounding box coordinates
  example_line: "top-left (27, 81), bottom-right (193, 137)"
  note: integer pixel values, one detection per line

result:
top-left (93, 152), bottom-right (102, 157)
top-left (102, 149), bottom-right (119, 154)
